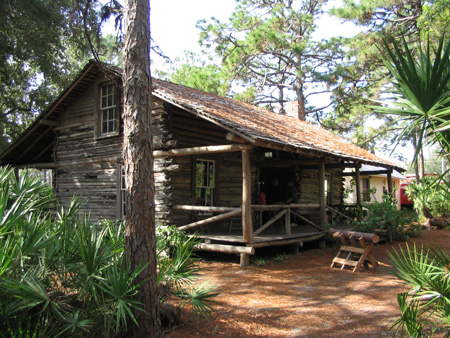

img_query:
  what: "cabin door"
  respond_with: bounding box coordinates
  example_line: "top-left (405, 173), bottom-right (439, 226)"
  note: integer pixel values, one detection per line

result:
top-left (259, 167), bottom-right (298, 205)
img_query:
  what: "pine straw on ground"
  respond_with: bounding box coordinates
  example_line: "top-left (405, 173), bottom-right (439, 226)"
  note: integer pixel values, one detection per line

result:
top-left (165, 228), bottom-right (450, 338)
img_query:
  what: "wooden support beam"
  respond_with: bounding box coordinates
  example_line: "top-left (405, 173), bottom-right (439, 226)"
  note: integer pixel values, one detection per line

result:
top-left (194, 243), bottom-right (255, 255)
top-left (178, 209), bottom-right (242, 231)
top-left (173, 205), bottom-right (239, 212)
top-left (342, 169), bottom-right (392, 177)
top-left (240, 253), bottom-right (250, 267)
top-left (326, 206), bottom-right (353, 222)
top-left (318, 162), bottom-right (326, 231)
top-left (291, 210), bottom-right (322, 231)
top-left (249, 233), bottom-right (326, 248)
top-left (153, 144), bottom-right (253, 158)
top-left (242, 149), bottom-right (253, 242)
top-left (226, 132), bottom-right (248, 143)
top-left (15, 127), bottom-right (52, 161)
top-left (39, 119), bottom-right (59, 127)
top-left (255, 158), bottom-right (326, 168)
top-left (300, 162), bottom-right (362, 170)
top-left (355, 166), bottom-right (362, 219)
top-left (329, 228), bottom-right (379, 243)
top-left (285, 208), bottom-right (291, 235)
top-left (251, 203), bottom-right (320, 210)
top-left (253, 209), bottom-right (287, 236)
top-left (387, 169), bottom-right (393, 197)
top-left (15, 163), bottom-right (56, 169)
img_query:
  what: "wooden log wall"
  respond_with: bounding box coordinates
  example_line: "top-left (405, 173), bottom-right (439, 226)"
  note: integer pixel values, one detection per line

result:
top-left (297, 168), bottom-right (343, 224)
top-left (152, 101), bottom-right (176, 225)
top-left (52, 73), bottom-right (338, 229)
top-left (153, 104), bottom-right (258, 229)
top-left (54, 80), bottom-right (122, 222)
top-left (298, 168), bottom-right (342, 205)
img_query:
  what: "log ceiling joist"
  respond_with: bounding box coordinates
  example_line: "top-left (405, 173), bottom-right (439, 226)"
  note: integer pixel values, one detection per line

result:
top-left (342, 169), bottom-right (393, 177)
top-left (153, 144), bottom-right (254, 158)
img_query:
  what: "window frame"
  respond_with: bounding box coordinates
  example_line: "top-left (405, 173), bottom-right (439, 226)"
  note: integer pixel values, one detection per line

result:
top-left (95, 81), bottom-right (120, 138)
top-left (362, 177), bottom-right (371, 202)
top-left (194, 159), bottom-right (215, 207)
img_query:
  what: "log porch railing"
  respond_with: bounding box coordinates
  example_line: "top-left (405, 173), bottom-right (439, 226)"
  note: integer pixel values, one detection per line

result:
top-left (173, 203), bottom-right (322, 242)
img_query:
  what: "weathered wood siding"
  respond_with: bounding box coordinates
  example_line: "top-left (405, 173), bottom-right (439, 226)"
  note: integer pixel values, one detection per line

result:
top-left (52, 74), bottom-right (337, 228)
top-left (298, 168), bottom-right (342, 205)
top-left (297, 168), bottom-right (343, 223)
top-left (54, 78), bottom-right (122, 222)
top-left (160, 105), bottom-right (257, 228)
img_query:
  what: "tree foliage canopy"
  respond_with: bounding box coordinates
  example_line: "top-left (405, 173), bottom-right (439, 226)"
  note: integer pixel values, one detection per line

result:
top-left (196, 0), bottom-right (348, 120)
top-left (0, 0), bottom-right (120, 153)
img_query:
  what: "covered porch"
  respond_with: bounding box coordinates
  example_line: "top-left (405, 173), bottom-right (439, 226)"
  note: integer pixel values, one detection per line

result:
top-left (156, 141), bottom-right (398, 266)
top-left (173, 203), bottom-right (326, 266)
top-left (157, 144), bottom-right (366, 266)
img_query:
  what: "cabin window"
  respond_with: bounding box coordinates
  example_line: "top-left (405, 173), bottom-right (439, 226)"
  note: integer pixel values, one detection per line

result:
top-left (100, 83), bottom-right (118, 135)
top-left (195, 159), bottom-right (215, 206)
top-left (362, 178), bottom-right (370, 201)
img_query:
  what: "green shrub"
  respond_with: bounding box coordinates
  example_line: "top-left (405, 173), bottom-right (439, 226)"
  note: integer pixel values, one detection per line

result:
top-left (352, 196), bottom-right (421, 240)
top-left (0, 167), bottom-right (146, 337)
top-left (156, 225), bottom-right (220, 318)
top-left (405, 175), bottom-right (450, 220)
top-left (389, 243), bottom-right (450, 337)
top-left (0, 167), bottom-right (219, 336)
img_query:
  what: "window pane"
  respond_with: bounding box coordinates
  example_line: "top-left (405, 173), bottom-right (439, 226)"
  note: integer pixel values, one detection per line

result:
top-left (195, 160), bottom-right (215, 206)
top-left (100, 84), bottom-right (118, 135)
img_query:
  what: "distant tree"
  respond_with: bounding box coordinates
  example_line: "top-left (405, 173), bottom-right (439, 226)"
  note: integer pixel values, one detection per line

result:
top-left (197, 0), bottom-right (347, 120)
top-left (0, 0), bottom-right (119, 153)
top-left (330, 0), bottom-right (449, 152)
top-left (418, 0), bottom-right (450, 43)
top-left (122, 0), bottom-right (161, 336)
top-left (155, 51), bottom-right (229, 96)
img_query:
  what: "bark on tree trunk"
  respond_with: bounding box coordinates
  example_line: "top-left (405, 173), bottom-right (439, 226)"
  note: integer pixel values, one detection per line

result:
top-left (122, 0), bottom-right (161, 336)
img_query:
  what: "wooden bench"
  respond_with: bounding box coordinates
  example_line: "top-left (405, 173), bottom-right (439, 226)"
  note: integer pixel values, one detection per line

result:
top-left (329, 228), bottom-right (379, 273)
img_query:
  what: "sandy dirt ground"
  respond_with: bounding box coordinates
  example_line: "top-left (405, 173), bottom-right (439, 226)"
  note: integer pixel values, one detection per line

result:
top-left (165, 228), bottom-right (450, 338)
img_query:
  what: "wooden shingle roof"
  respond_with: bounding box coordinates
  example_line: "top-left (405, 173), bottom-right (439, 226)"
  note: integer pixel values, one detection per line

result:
top-left (152, 78), bottom-right (399, 169)
top-left (0, 60), bottom-right (401, 171)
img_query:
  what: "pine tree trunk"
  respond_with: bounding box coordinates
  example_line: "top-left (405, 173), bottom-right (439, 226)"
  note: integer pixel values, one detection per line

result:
top-left (122, 0), bottom-right (161, 336)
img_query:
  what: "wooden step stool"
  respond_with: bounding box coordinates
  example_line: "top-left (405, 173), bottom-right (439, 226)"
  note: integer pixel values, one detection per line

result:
top-left (329, 228), bottom-right (379, 273)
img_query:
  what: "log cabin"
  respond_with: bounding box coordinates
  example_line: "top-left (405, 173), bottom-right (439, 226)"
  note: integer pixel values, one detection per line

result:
top-left (0, 60), bottom-right (402, 266)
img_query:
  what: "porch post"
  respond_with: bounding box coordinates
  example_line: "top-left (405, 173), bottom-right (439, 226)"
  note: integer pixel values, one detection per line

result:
top-left (355, 165), bottom-right (362, 219)
top-left (318, 162), bottom-right (326, 231)
top-left (387, 169), bottom-right (393, 197)
top-left (242, 149), bottom-right (253, 243)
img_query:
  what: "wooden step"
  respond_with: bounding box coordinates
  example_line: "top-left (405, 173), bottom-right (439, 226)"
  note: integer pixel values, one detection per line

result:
top-left (332, 257), bottom-right (359, 267)
top-left (339, 245), bottom-right (365, 254)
